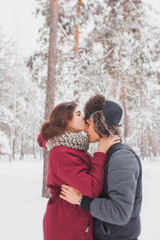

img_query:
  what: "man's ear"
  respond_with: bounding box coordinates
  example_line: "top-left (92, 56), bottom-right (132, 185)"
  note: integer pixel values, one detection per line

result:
top-left (92, 111), bottom-right (111, 137)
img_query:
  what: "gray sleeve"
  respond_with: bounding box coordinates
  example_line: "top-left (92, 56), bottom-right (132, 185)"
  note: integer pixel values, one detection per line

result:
top-left (90, 149), bottom-right (139, 225)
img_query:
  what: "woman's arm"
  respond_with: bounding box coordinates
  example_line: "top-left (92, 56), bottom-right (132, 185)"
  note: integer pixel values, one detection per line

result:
top-left (51, 147), bottom-right (106, 198)
top-left (54, 136), bottom-right (120, 198)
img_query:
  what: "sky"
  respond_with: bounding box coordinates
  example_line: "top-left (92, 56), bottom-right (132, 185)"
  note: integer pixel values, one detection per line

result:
top-left (0, 0), bottom-right (160, 57)
top-left (0, 0), bottom-right (43, 57)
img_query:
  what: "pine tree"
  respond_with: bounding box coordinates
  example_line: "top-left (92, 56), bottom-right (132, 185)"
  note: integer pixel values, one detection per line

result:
top-left (42, 0), bottom-right (59, 198)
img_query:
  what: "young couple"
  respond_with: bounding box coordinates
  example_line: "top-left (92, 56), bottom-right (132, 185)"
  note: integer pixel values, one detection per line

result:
top-left (37, 94), bottom-right (142, 240)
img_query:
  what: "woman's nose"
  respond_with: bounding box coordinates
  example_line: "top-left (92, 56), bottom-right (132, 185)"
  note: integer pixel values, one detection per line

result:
top-left (84, 126), bottom-right (88, 133)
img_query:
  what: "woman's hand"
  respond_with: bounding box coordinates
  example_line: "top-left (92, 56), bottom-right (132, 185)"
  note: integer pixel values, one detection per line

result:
top-left (97, 135), bottom-right (120, 153)
top-left (60, 185), bottom-right (82, 205)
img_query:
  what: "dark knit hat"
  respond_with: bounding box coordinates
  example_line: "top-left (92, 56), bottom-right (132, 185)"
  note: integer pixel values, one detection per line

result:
top-left (84, 95), bottom-right (122, 137)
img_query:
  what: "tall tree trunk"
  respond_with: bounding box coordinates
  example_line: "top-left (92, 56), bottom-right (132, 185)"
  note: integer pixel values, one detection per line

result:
top-left (75, 0), bottom-right (82, 54)
top-left (42, 0), bottom-right (59, 198)
top-left (12, 130), bottom-right (16, 161)
top-left (73, 0), bottom-right (82, 102)
top-left (157, 72), bottom-right (160, 85)
top-left (121, 0), bottom-right (129, 138)
top-left (33, 135), bottom-right (36, 159)
top-left (140, 129), bottom-right (145, 158)
top-left (121, 76), bottom-right (129, 138)
top-left (20, 134), bottom-right (24, 160)
top-left (152, 130), bottom-right (157, 157)
top-left (12, 100), bottom-right (18, 161)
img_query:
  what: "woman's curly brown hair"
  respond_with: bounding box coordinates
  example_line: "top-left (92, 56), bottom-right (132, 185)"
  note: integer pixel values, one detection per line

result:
top-left (41, 102), bottom-right (77, 141)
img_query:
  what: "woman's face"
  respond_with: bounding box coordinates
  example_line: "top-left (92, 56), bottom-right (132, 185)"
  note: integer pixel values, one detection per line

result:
top-left (84, 119), bottom-right (100, 142)
top-left (67, 106), bottom-right (85, 131)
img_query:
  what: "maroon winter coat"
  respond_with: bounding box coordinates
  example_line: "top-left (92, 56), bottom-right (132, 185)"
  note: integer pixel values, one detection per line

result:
top-left (37, 134), bottom-right (106, 240)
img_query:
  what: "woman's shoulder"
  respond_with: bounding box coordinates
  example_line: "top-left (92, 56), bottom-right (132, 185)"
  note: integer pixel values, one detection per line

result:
top-left (50, 145), bottom-right (87, 156)
top-left (49, 146), bottom-right (90, 167)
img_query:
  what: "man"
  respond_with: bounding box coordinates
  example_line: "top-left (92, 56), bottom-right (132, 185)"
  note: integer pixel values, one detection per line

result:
top-left (60, 94), bottom-right (142, 240)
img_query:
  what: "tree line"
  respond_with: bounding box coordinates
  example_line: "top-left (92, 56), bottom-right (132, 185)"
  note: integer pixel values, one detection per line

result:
top-left (0, 0), bottom-right (160, 165)
top-left (31, 0), bottom-right (160, 159)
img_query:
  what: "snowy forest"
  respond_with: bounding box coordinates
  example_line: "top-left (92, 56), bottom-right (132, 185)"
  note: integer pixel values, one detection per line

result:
top-left (0, 0), bottom-right (160, 240)
top-left (1, 0), bottom-right (160, 163)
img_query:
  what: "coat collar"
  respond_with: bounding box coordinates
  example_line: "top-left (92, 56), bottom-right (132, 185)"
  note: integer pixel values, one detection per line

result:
top-left (46, 132), bottom-right (89, 151)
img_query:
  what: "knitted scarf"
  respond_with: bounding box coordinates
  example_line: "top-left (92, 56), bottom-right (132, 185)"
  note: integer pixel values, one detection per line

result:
top-left (46, 132), bottom-right (89, 151)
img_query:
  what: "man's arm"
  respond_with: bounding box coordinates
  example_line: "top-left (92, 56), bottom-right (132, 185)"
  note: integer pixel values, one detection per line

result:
top-left (60, 150), bottom-right (139, 226)
top-left (87, 150), bottom-right (139, 225)
top-left (60, 185), bottom-right (94, 209)
top-left (60, 184), bottom-right (83, 204)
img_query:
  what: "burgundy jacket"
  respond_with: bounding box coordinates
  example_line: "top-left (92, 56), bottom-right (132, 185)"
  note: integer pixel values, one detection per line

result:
top-left (37, 134), bottom-right (106, 240)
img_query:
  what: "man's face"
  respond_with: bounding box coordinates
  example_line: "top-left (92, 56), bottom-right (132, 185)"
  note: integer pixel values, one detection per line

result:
top-left (84, 119), bottom-right (100, 143)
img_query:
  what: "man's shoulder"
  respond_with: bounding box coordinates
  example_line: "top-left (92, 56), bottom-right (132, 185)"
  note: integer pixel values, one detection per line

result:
top-left (108, 142), bottom-right (137, 159)
top-left (108, 144), bottom-right (139, 172)
top-left (109, 142), bottom-right (133, 151)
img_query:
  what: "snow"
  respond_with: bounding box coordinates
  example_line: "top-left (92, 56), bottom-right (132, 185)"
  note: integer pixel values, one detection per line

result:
top-left (0, 157), bottom-right (47, 240)
top-left (0, 157), bottom-right (160, 240)
top-left (140, 161), bottom-right (160, 240)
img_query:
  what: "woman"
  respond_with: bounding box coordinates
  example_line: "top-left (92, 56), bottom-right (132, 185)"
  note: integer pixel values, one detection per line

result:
top-left (37, 101), bottom-right (119, 240)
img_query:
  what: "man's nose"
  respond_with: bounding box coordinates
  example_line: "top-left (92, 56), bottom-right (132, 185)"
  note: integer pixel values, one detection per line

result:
top-left (84, 126), bottom-right (88, 133)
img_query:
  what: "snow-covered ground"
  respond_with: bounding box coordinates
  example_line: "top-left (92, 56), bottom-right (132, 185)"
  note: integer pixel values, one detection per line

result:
top-left (0, 156), bottom-right (47, 240)
top-left (0, 156), bottom-right (160, 240)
